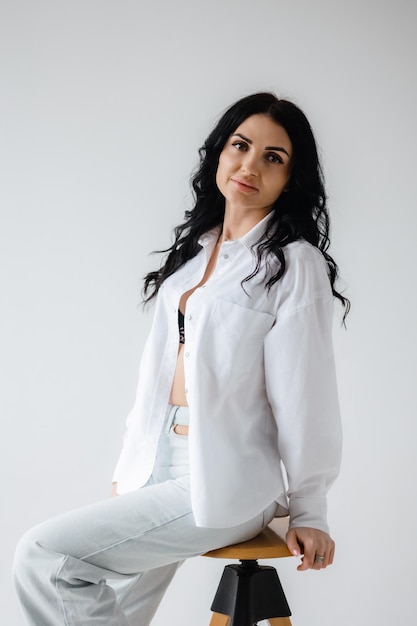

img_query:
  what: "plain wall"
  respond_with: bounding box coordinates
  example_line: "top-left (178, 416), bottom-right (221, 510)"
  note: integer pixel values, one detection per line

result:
top-left (1, 1), bottom-right (416, 624)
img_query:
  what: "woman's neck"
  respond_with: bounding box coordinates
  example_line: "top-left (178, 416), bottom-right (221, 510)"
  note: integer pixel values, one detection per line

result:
top-left (221, 206), bottom-right (272, 242)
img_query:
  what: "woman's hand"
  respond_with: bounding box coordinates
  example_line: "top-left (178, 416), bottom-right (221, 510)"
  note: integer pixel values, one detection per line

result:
top-left (110, 482), bottom-right (119, 498)
top-left (286, 527), bottom-right (335, 571)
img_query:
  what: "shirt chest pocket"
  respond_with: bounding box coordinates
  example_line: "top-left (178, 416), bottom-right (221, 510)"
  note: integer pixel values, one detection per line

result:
top-left (200, 298), bottom-right (275, 380)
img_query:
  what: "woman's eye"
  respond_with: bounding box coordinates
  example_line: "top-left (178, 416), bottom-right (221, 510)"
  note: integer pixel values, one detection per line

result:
top-left (266, 152), bottom-right (283, 164)
top-left (232, 141), bottom-right (248, 151)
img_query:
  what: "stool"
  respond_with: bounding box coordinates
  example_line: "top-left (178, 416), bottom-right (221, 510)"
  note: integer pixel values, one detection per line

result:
top-left (203, 520), bottom-right (293, 626)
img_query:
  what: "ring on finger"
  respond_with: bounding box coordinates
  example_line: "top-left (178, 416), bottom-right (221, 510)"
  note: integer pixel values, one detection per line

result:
top-left (314, 555), bottom-right (325, 564)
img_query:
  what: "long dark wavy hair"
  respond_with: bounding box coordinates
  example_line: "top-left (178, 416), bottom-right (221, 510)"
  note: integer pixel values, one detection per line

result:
top-left (143, 92), bottom-right (349, 319)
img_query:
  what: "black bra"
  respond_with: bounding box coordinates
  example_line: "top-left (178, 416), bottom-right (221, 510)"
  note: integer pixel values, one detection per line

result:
top-left (178, 310), bottom-right (185, 344)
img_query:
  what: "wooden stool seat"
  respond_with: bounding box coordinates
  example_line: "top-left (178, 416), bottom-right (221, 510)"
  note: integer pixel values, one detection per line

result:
top-left (204, 524), bottom-right (292, 561)
top-left (203, 520), bottom-right (293, 626)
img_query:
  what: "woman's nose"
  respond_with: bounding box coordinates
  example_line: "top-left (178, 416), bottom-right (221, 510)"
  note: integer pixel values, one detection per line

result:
top-left (241, 152), bottom-right (259, 175)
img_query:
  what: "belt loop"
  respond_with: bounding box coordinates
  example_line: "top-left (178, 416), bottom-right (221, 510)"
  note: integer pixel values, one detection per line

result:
top-left (164, 405), bottom-right (179, 434)
top-left (173, 406), bottom-right (180, 420)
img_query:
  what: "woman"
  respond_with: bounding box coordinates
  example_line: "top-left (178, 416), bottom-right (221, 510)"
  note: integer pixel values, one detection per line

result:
top-left (13, 92), bottom-right (348, 625)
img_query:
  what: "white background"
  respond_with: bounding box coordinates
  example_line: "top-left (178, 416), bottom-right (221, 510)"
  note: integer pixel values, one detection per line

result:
top-left (1, 1), bottom-right (416, 624)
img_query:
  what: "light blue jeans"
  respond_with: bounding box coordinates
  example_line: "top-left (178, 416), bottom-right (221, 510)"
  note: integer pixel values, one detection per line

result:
top-left (13, 405), bottom-right (277, 625)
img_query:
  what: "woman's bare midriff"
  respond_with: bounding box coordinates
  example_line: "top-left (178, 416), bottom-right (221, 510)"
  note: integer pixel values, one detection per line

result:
top-left (168, 236), bottom-right (222, 433)
top-left (169, 318), bottom-right (190, 434)
top-left (169, 344), bottom-right (188, 408)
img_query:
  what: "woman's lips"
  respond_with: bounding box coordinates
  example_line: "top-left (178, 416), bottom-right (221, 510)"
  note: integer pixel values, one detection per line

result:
top-left (231, 178), bottom-right (258, 193)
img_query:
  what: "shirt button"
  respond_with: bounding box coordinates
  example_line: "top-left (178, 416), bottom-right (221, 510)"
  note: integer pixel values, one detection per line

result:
top-left (223, 254), bottom-right (229, 259)
top-left (187, 314), bottom-right (192, 320)
top-left (185, 352), bottom-right (190, 358)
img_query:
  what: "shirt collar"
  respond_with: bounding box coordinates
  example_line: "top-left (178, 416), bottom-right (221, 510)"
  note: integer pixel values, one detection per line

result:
top-left (198, 212), bottom-right (273, 251)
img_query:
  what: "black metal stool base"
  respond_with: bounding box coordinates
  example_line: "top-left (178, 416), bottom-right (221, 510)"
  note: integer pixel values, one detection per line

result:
top-left (210, 559), bottom-right (291, 626)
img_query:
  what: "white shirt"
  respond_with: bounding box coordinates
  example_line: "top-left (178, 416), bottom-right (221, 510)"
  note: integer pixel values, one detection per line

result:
top-left (113, 215), bottom-right (342, 532)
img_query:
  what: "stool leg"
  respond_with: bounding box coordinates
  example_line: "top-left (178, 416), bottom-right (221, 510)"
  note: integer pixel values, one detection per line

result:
top-left (209, 612), bottom-right (230, 625)
top-left (210, 615), bottom-right (291, 626)
top-left (209, 610), bottom-right (292, 625)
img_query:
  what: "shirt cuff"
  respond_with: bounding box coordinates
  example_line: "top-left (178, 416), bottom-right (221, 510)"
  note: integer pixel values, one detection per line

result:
top-left (288, 496), bottom-right (329, 534)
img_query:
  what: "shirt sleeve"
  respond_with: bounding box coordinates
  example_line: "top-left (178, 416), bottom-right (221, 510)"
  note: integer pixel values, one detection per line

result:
top-left (264, 286), bottom-right (342, 534)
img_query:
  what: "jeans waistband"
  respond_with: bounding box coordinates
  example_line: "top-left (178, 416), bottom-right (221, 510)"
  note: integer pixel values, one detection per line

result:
top-left (164, 405), bottom-right (190, 433)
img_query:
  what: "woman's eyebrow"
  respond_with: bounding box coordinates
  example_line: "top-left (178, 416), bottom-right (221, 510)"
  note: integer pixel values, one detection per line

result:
top-left (265, 145), bottom-right (290, 157)
top-left (232, 132), bottom-right (253, 144)
top-left (232, 133), bottom-right (290, 157)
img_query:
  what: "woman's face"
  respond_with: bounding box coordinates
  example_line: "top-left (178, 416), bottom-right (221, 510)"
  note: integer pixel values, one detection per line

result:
top-left (216, 114), bottom-right (293, 217)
